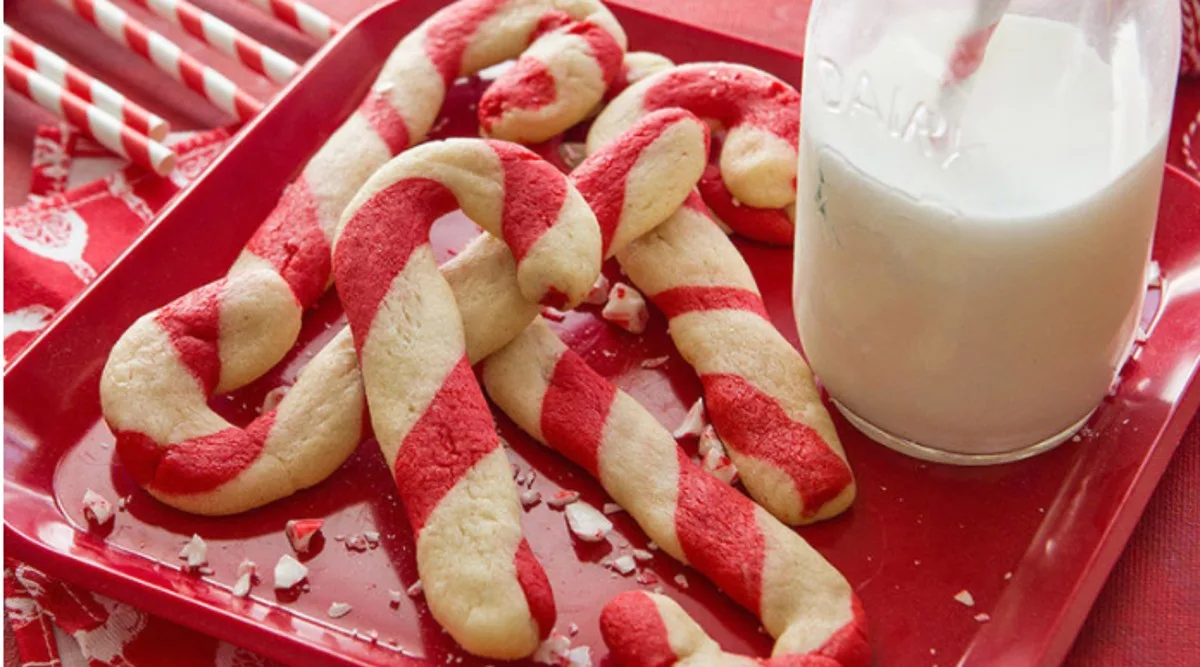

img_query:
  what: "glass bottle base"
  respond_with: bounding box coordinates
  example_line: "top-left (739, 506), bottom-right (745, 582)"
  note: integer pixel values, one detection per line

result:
top-left (831, 400), bottom-right (1094, 466)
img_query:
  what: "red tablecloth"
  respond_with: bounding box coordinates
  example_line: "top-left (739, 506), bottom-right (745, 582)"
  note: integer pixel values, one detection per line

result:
top-left (3, 1), bottom-right (1198, 665)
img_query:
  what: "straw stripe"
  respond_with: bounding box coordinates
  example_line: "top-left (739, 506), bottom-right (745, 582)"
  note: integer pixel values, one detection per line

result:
top-left (240, 0), bottom-right (341, 43)
top-left (4, 57), bottom-right (175, 175)
top-left (52, 0), bottom-right (263, 120)
top-left (128, 0), bottom-right (300, 83)
top-left (3, 26), bottom-right (169, 139)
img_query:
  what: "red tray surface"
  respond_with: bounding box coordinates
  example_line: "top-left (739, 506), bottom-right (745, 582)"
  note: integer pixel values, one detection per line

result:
top-left (6, 2), bottom-right (1200, 666)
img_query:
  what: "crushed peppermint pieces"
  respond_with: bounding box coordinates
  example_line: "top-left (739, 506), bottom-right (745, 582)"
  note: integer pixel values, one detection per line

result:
top-left (232, 560), bottom-right (256, 598)
top-left (520, 489), bottom-right (543, 508)
top-left (388, 590), bottom-right (404, 606)
top-left (672, 399), bottom-right (706, 439)
top-left (345, 533), bottom-right (371, 552)
top-left (584, 274), bottom-right (611, 306)
top-left (406, 580), bottom-right (424, 598)
top-left (328, 602), bottom-right (353, 619)
top-left (640, 356), bottom-right (669, 369)
top-left (630, 549), bottom-right (654, 562)
top-left (82, 489), bottom-right (114, 525)
top-left (674, 573), bottom-right (689, 589)
top-left (567, 622), bottom-right (579, 636)
top-left (953, 590), bottom-right (975, 607)
top-left (533, 634), bottom-right (571, 665)
top-left (565, 502), bottom-right (613, 542)
top-left (179, 534), bottom-right (208, 569)
top-left (601, 283), bottom-right (649, 334)
top-left (611, 555), bottom-right (637, 575)
top-left (262, 385), bottom-right (289, 412)
top-left (974, 612), bottom-right (991, 623)
top-left (565, 645), bottom-right (592, 667)
top-left (547, 490), bottom-right (580, 509)
top-left (274, 555), bottom-right (308, 589)
top-left (699, 428), bottom-right (739, 485)
top-left (285, 519), bottom-right (323, 553)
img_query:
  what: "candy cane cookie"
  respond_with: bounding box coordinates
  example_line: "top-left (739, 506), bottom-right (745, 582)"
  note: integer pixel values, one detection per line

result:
top-left (99, 270), bottom-right (364, 516)
top-left (330, 139), bottom-right (602, 659)
top-left (588, 62), bottom-right (799, 245)
top-left (616, 196), bottom-right (855, 524)
top-left (482, 319), bottom-right (869, 666)
top-left (230, 0), bottom-right (628, 313)
top-left (446, 108), bottom-right (710, 362)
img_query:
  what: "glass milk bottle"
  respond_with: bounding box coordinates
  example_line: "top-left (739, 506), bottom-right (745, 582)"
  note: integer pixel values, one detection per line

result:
top-left (794, 0), bottom-right (1181, 463)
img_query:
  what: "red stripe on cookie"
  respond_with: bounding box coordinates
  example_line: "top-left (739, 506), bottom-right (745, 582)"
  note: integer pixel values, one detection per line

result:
top-left (651, 285), bottom-right (768, 320)
top-left (702, 374), bottom-right (853, 518)
top-left (697, 164), bottom-right (794, 246)
top-left (540, 350), bottom-right (616, 477)
top-left (490, 141), bottom-right (568, 263)
top-left (808, 594), bottom-right (872, 667)
top-left (115, 412), bottom-right (272, 494)
top-left (674, 448), bottom-right (765, 614)
top-left (477, 58), bottom-right (557, 133)
top-left (600, 591), bottom-right (680, 667)
top-left (243, 178), bottom-right (331, 309)
top-left (358, 91), bottom-right (412, 156)
top-left (642, 67), bottom-right (799, 149)
top-left (423, 0), bottom-right (507, 86)
top-left (514, 538), bottom-right (556, 638)
top-left (154, 279), bottom-right (224, 394)
top-left (332, 178), bottom-right (457, 353)
top-left (391, 357), bottom-right (500, 530)
top-left (573, 109), bottom-right (708, 254)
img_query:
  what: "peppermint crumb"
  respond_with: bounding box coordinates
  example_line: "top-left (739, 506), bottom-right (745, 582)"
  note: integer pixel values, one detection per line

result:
top-left (1003, 571), bottom-right (1013, 580)
top-left (567, 622), bottom-right (579, 636)
top-left (406, 580), bottom-right (424, 598)
top-left (602, 503), bottom-right (623, 515)
top-left (547, 490), bottom-right (580, 509)
top-left (974, 612), bottom-right (991, 623)
top-left (953, 590), bottom-right (975, 607)
top-left (674, 574), bottom-right (689, 589)
top-left (611, 556), bottom-right (636, 575)
top-left (646, 541), bottom-right (659, 551)
top-left (328, 602), bottom-right (353, 618)
top-left (388, 590), bottom-right (403, 606)
top-left (630, 549), bottom-right (654, 561)
top-left (640, 356), bottom-right (669, 369)
top-left (520, 489), bottom-right (542, 508)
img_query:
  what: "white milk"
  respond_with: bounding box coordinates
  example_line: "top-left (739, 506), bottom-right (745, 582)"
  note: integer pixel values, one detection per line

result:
top-left (794, 12), bottom-right (1167, 457)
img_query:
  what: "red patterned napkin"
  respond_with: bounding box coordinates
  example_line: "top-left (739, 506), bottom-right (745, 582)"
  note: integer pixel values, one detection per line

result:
top-left (3, 126), bottom-right (229, 363)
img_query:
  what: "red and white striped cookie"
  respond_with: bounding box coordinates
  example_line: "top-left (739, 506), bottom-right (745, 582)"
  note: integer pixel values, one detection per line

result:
top-left (331, 139), bottom-right (601, 659)
top-left (602, 591), bottom-right (868, 667)
top-left (478, 11), bottom-right (625, 142)
top-left (587, 62), bottom-right (799, 245)
top-left (616, 195), bottom-right (855, 524)
top-left (230, 0), bottom-right (627, 316)
top-left (445, 108), bottom-right (710, 362)
top-left (99, 270), bottom-right (364, 516)
top-left (482, 319), bottom-right (868, 666)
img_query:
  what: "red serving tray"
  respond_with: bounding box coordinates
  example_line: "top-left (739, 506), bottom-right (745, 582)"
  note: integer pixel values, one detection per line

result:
top-left (7, 2), bottom-right (1200, 665)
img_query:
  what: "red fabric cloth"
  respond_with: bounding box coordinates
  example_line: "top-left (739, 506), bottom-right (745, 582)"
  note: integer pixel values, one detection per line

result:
top-left (3, 1), bottom-right (1198, 666)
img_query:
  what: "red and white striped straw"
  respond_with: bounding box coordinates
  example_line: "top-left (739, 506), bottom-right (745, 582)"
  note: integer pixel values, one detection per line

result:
top-left (944, 0), bottom-right (1009, 87)
top-left (51, 0), bottom-right (263, 121)
top-left (4, 26), bottom-right (170, 140)
top-left (240, 0), bottom-right (341, 43)
top-left (126, 0), bottom-right (299, 84)
top-left (4, 57), bottom-right (176, 175)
